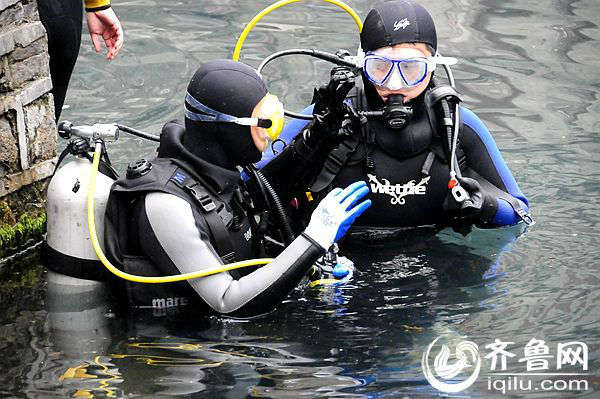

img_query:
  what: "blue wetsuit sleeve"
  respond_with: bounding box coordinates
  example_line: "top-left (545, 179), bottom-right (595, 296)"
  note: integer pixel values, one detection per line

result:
top-left (459, 107), bottom-right (530, 226)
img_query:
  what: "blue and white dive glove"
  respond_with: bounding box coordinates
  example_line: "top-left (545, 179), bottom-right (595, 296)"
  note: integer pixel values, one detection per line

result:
top-left (303, 181), bottom-right (371, 250)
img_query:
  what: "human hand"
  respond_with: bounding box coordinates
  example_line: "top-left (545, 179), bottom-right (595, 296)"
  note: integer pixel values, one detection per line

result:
top-left (310, 66), bottom-right (357, 139)
top-left (86, 7), bottom-right (124, 60)
top-left (303, 181), bottom-right (371, 250)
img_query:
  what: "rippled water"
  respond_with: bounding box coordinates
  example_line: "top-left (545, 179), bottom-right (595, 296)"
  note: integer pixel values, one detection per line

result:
top-left (1, 0), bottom-right (600, 397)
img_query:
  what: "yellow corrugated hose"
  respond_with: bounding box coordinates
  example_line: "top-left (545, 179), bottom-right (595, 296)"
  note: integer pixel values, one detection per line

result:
top-left (87, 142), bottom-right (273, 283)
top-left (233, 0), bottom-right (363, 61)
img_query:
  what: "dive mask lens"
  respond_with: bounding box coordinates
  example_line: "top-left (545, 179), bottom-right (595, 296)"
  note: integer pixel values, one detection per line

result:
top-left (364, 56), bottom-right (394, 85)
top-left (398, 58), bottom-right (428, 86)
top-left (363, 54), bottom-right (430, 90)
top-left (258, 94), bottom-right (284, 141)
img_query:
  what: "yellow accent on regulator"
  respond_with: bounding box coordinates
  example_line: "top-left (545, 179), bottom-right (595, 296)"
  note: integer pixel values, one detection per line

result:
top-left (87, 142), bottom-right (273, 283)
top-left (233, 0), bottom-right (363, 61)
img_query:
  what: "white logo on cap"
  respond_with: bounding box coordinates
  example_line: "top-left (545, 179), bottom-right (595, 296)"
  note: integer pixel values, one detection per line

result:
top-left (394, 18), bottom-right (410, 30)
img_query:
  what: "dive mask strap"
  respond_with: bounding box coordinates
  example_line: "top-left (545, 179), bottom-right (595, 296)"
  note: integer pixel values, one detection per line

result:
top-left (184, 92), bottom-right (272, 128)
top-left (358, 51), bottom-right (458, 71)
top-left (430, 53), bottom-right (458, 72)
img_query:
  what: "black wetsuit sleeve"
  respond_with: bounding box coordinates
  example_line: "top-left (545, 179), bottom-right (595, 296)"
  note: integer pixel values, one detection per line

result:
top-left (260, 127), bottom-right (332, 204)
top-left (459, 107), bottom-right (530, 226)
top-left (138, 192), bottom-right (324, 317)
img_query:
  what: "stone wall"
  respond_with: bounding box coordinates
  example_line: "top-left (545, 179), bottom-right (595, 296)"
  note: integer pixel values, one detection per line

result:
top-left (0, 0), bottom-right (56, 257)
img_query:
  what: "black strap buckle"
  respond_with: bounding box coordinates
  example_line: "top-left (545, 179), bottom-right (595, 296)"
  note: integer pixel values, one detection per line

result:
top-left (515, 208), bottom-right (534, 226)
top-left (184, 184), bottom-right (216, 212)
top-left (220, 252), bottom-right (236, 263)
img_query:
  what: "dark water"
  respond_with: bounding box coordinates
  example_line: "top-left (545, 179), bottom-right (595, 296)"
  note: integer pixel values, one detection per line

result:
top-left (2, 0), bottom-right (600, 397)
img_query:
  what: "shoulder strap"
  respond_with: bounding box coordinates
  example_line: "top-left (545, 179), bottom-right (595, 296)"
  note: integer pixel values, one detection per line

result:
top-left (309, 133), bottom-right (361, 193)
top-left (168, 167), bottom-right (237, 263)
top-left (111, 158), bottom-right (237, 263)
top-left (309, 84), bottom-right (367, 193)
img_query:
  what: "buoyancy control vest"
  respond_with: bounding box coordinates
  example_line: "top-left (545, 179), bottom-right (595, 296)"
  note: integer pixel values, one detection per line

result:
top-left (104, 157), bottom-right (255, 310)
top-left (307, 84), bottom-right (467, 228)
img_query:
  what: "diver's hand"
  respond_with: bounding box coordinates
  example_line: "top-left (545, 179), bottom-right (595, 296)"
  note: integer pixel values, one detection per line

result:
top-left (443, 177), bottom-right (495, 224)
top-left (303, 181), bottom-right (371, 250)
top-left (86, 7), bottom-right (124, 60)
top-left (313, 67), bottom-right (355, 116)
top-left (309, 67), bottom-right (356, 141)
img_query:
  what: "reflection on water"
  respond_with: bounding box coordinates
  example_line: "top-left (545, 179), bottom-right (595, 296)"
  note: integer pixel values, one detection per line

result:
top-left (1, 0), bottom-right (600, 397)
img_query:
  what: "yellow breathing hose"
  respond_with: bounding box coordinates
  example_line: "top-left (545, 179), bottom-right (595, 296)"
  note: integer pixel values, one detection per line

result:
top-left (87, 142), bottom-right (273, 283)
top-left (232, 0), bottom-right (363, 61)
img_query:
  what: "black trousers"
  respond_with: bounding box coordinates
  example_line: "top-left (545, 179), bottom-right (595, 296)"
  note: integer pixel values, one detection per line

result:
top-left (37, 0), bottom-right (83, 121)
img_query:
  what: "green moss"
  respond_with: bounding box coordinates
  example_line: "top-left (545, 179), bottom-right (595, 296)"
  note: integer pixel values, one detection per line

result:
top-left (0, 210), bottom-right (46, 257)
top-left (0, 201), bottom-right (16, 226)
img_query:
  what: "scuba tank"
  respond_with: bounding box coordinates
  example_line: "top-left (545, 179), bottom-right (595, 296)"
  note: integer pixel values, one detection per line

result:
top-left (44, 123), bottom-right (119, 281)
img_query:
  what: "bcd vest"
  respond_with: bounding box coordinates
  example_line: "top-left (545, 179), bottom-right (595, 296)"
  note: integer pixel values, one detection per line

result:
top-left (104, 157), bottom-right (255, 311)
top-left (308, 83), bottom-right (467, 195)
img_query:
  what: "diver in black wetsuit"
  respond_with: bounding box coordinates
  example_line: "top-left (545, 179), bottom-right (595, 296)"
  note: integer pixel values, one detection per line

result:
top-left (262, 0), bottom-right (532, 236)
top-left (104, 60), bottom-right (371, 316)
top-left (37, 0), bottom-right (123, 120)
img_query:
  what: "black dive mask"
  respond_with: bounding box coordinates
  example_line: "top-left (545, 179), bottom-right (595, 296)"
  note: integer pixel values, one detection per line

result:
top-left (383, 95), bottom-right (413, 130)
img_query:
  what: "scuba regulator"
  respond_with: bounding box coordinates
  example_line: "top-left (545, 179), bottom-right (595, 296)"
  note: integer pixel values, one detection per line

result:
top-left (382, 95), bottom-right (413, 130)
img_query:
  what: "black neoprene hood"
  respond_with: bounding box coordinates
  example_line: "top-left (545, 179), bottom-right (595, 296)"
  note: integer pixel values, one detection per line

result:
top-left (360, 0), bottom-right (438, 53)
top-left (184, 60), bottom-right (268, 168)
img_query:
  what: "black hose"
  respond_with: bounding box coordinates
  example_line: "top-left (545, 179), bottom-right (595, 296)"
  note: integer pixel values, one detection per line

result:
top-left (259, 49), bottom-right (361, 122)
top-left (116, 124), bottom-right (161, 142)
top-left (284, 110), bottom-right (313, 120)
top-left (251, 167), bottom-right (295, 246)
top-left (440, 100), bottom-right (453, 151)
top-left (246, 166), bottom-right (270, 207)
top-left (257, 48), bottom-right (359, 75)
top-left (431, 78), bottom-right (454, 162)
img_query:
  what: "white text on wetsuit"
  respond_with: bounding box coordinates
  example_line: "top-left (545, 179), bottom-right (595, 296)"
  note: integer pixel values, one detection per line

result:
top-left (367, 174), bottom-right (431, 205)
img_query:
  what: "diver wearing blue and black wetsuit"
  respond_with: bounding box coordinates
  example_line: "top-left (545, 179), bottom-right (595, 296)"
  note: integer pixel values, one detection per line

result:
top-left (261, 0), bottom-right (530, 234)
top-left (329, 95), bottom-right (530, 229)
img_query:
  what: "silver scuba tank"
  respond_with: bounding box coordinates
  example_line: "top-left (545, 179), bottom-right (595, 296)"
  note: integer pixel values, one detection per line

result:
top-left (45, 154), bottom-right (115, 279)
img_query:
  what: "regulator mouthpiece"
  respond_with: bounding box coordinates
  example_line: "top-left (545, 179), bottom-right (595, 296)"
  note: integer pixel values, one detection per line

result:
top-left (383, 95), bottom-right (413, 130)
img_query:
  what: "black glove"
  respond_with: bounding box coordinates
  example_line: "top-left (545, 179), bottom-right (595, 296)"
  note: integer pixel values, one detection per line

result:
top-left (443, 176), bottom-right (496, 232)
top-left (308, 66), bottom-right (357, 142)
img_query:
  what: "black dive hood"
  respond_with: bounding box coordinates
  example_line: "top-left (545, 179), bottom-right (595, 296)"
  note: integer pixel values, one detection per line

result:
top-left (157, 121), bottom-right (240, 193)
